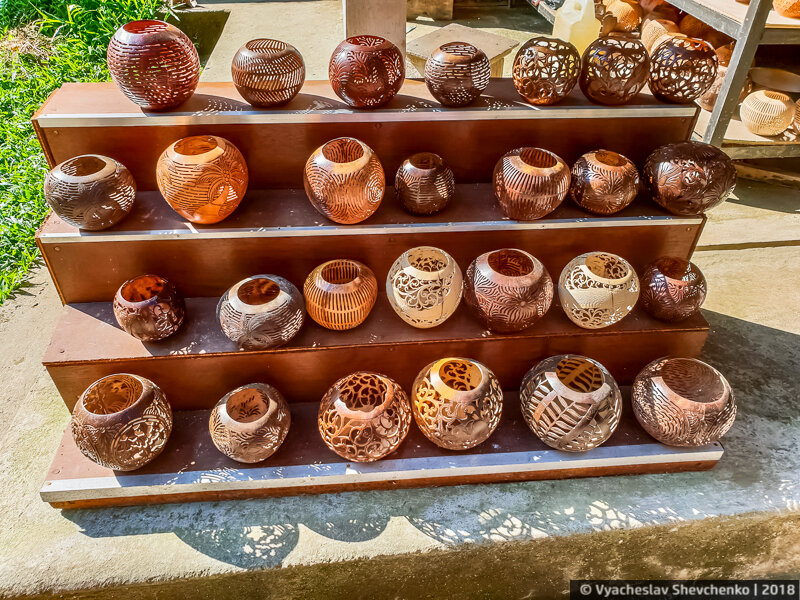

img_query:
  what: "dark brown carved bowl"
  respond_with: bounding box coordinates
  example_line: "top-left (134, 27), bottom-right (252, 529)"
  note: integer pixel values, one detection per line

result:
top-left (424, 41), bottom-right (491, 107)
top-left (648, 36), bottom-right (718, 103)
top-left (209, 382), bottom-right (291, 463)
top-left (156, 135), bottom-right (249, 224)
top-left (329, 35), bottom-right (404, 108)
top-left (217, 275), bottom-right (305, 350)
top-left (640, 257), bottom-right (706, 322)
top-left (632, 357), bottom-right (736, 446)
top-left (304, 137), bottom-right (385, 224)
top-left (464, 248), bottom-right (553, 333)
top-left (643, 140), bottom-right (736, 215)
top-left (580, 37), bottom-right (650, 105)
top-left (107, 20), bottom-right (199, 111)
top-left (71, 373), bottom-right (173, 471)
top-left (493, 147), bottom-right (571, 220)
top-left (512, 36), bottom-right (581, 105)
top-left (44, 154), bottom-right (136, 230)
top-left (113, 274), bottom-right (185, 342)
top-left (232, 39), bottom-right (305, 107)
top-left (570, 149), bottom-right (640, 215)
top-left (318, 371), bottom-right (412, 462)
top-left (395, 152), bottom-right (455, 215)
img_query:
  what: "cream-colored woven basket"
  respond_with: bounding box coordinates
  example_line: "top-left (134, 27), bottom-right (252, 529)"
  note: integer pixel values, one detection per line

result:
top-left (740, 90), bottom-right (795, 136)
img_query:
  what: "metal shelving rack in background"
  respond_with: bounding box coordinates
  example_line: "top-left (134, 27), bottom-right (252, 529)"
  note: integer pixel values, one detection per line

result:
top-left (531, 0), bottom-right (800, 159)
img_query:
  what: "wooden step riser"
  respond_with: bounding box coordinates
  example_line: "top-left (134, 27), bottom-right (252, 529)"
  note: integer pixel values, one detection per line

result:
top-left (37, 189), bottom-right (704, 304)
top-left (36, 116), bottom-right (694, 190)
top-left (44, 297), bottom-right (709, 411)
top-left (39, 220), bottom-right (703, 304)
top-left (33, 81), bottom-right (698, 189)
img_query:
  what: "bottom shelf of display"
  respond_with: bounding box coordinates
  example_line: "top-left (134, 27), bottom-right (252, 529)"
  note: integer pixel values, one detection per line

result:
top-left (41, 392), bottom-right (723, 509)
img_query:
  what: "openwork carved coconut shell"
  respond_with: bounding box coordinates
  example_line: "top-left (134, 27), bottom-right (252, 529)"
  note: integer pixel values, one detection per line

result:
top-left (512, 37), bottom-right (581, 105)
top-left (579, 37), bottom-right (650, 105)
top-left (107, 20), bottom-right (199, 110)
top-left (209, 383), bottom-right (291, 463)
top-left (463, 248), bottom-right (553, 332)
top-left (558, 251), bottom-right (640, 329)
top-left (156, 135), bottom-right (248, 224)
top-left (318, 372), bottom-right (412, 462)
top-left (632, 357), bottom-right (736, 447)
top-left (649, 37), bottom-right (718, 104)
top-left (424, 41), bottom-right (490, 107)
top-left (493, 147), bottom-right (571, 220)
top-left (44, 155), bottom-right (136, 231)
top-left (304, 259), bottom-right (378, 330)
top-left (639, 257), bottom-right (706, 322)
top-left (303, 137), bottom-right (385, 224)
top-left (395, 152), bottom-right (454, 216)
top-left (520, 355), bottom-right (622, 452)
top-left (569, 149), bottom-right (640, 215)
top-left (71, 374), bottom-right (173, 471)
top-left (217, 275), bottom-right (305, 349)
top-left (232, 39), bottom-right (305, 106)
top-left (386, 246), bottom-right (463, 329)
top-left (643, 140), bottom-right (736, 215)
top-left (113, 274), bottom-right (185, 342)
top-left (329, 35), bottom-right (404, 108)
top-left (740, 90), bottom-right (795, 136)
top-left (412, 358), bottom-right (503, 450)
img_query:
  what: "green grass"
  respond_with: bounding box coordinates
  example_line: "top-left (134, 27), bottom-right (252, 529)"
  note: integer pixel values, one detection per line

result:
top-left (0, 0), bottom-right (165, 302)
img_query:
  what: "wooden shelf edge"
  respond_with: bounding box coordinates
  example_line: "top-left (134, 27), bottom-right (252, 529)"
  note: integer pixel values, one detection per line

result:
top-left (42, 298), bottom-right (711, 367)
top-left (33, 80), bottom-right (697, 130)
top-left (667, 0), bottom-right (800, 42)
top-left (694, 108), bottom-right (800, 159)
top-left (35, 186), bottom-right (703, 244)
top-left (41, 298), bottom-right (709, 410)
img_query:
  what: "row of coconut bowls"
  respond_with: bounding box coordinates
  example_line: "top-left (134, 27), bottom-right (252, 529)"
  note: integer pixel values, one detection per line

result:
top-left (43, 136), bottom-right (737, 233)
top-left (70, 353), bottom-right (736, 471)
top-left (106, 13), bottom-right (799, 135)
top-left (106, 18), bottom-right (722, 111)
top-left (111, 247), bottom-right (706, 350)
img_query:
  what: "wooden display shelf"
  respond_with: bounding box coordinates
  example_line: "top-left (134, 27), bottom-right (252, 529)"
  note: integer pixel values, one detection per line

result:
top-left (36, 185), bottom-right (705, 304)
top-left (32, 80), bottom-right (698, 190)
top-left (694, 108), bottom-right (800, 159)
top-left (44, 295), bottom-right (709, 411)
top-left (666, 0), bottom-right (800, 42)
top-left (35, 75), bottom-right (718, 503)
top-left (41, 393), bottom-right (723, 509)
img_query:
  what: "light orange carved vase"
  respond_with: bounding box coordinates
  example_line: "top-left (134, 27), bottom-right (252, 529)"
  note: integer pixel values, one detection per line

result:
top-left (304, 259), bottom-right (378, 330)
top-left (156, 135), bottom-right (248, 224)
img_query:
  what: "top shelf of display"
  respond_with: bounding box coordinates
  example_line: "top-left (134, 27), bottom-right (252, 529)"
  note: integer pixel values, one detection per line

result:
top-left (665, 0), bottom-right (800, 42)
top-left (34, 79), bottom-right (697, 128)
